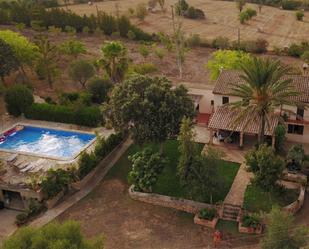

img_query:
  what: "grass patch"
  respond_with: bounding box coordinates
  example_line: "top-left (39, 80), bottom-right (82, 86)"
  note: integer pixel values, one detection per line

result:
top-left (216, 220), bottom-right (240, 235)
top-left (243, 184), bottom-right (299, 213)
top-left (107, 140), bottom-right (240, 203)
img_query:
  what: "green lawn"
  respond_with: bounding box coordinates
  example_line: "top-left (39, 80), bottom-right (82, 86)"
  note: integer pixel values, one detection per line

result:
top-left (107, 140), bottom-right (240, 204)
top-left (243, 184), bottom-right (299, 213)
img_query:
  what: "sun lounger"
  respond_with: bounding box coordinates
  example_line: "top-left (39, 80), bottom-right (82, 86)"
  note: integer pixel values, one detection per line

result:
top-left (17, 161), bottom-right (29, 170)
top-left (20, 162), bottom-right (36, 173)
top-left (6, 154), bottom-right (17, 163)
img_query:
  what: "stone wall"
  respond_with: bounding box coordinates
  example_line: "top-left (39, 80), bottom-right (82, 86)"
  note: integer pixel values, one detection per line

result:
top-left (129, 185), bottom-right (216, 214)
top-left (283, 185), bottom-right (306, 214)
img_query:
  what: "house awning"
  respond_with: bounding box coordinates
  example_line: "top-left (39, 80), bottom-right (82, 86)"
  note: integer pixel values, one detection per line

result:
top-left (208, 106), bottom-right (279, 136)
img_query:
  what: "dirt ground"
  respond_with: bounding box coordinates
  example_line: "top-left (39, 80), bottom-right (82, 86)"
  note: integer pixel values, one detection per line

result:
top-left (1, 25), bottom-right (304, 102)
top-left (57, 177), bottom-right (259, 249)
top-left (66, 0), bottom-right (309, 48)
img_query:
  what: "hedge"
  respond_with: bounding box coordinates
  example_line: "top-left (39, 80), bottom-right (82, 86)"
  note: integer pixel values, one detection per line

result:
top-left (25, 103), bottom-right (102, 127)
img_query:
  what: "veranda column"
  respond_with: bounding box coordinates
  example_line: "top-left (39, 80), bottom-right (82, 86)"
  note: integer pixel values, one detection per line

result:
top-left (240, 132), bottom-right (244, 148)
top-left (271, 135), bottom-right (276, 149)
top-left (209, 129), bottom-right (214, 145)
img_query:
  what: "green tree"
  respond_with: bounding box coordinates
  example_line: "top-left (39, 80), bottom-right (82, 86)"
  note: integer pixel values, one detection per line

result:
top-left (2, 220), bottom-right (104, 249)
top-left (128, 148), bottom-right (166, 192)
top-left (98, 41), bottom-right (129, 83)
top-left (0, 38), bottom-right (19, 83)
top-left (107, 75), bottom-right (195, 150)
top-left (69, 60), bottom-right (95, 88)
top-left (261, 206), bottom-right (308, 249)
top-left (185, 147), bottom-right (224, 203)
top-left (287, 144), bottom-right (305, 165)
top-left (59, 39), bottom-right (87, 58)
top-left (245, 144), bottom-right (284, 191)
top-left (236, 0), bottom-right (246, 12)
top-left (229, 57), bottom-right (301, 145)
top-left (5, 85), bottom-right (34, 117)
top-left (274, 124), bottom-right (286, 152)
top-left (177, 117), bottom-right (198, 182)
top-left (207, 50), bottom-right (251, 80)
top-left (87, 77), bottom-right (112, 104)
top-left (0, 30), bottom-right (38, 78)
top-left (34, 35), bottom-right (59, 87)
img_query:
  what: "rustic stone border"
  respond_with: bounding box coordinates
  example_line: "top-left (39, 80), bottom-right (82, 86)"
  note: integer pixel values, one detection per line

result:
top-left (128, 185), bottom-right (216, 214)
top-left (194, 214), bottom-right (219, 229)
top-left (283, 185), bottom-right (305, 214)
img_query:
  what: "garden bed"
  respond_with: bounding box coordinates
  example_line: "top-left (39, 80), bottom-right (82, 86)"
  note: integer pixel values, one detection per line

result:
top-left (243, 184), bottom-right (300, 213)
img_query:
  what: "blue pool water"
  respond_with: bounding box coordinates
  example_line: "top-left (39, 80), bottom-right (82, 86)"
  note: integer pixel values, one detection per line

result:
top-left (0, 126), bottom-right (96, 159)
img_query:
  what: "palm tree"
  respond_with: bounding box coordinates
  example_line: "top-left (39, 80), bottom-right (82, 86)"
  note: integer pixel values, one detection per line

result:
top-left (229, 57), bottom-right (302, 145)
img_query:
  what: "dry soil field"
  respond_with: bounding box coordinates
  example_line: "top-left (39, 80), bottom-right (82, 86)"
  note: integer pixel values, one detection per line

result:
top-left (66, 0), bottom-right (309, 48)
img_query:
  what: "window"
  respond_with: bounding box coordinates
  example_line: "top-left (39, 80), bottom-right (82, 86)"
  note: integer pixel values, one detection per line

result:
top-left (211, 100), bottom-right (214, 106)
top-left (288, 124), bottom-right (304, 135)
top-left (297, 108), bottom-right (304, 120)
top-left (222, 96), bottom-right (229, 105)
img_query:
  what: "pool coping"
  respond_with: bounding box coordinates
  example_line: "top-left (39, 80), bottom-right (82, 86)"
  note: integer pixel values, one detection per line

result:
top-left (0, 122), bottom-right (97, 161)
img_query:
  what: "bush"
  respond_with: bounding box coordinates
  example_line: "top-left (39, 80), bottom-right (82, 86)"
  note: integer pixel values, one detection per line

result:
top-left (184, 7), bottom-right (205, 19)
top-left (212, 36), bottom-right (230, 49)
top-left (186, 34), bottom-right (201, 47)
top-left (282, 0), bottom-right (302, 10)
top-left (136, 3), bottom-right (148, 21)
top-left (237, 39), bottom-right (268, 53)
top-left (242, 214), bottom-right (260, 228)
top-left (198, 208), bottom-right (217, 220)
top-left (175, 0), bottom-right (189, 15)
top-left (296, 10), bottom-right (304, 21)
top-left (78, 152), bottom-right (97, 179)
top-left (41, 169), bottom-right (73, 199)
top-left (25, 103), bottom-right (102, 127)
top-left (87, 78), bottom-right (112, 104)
top-left (15, 213), bottom-right (28, 226)
top-left (287, 43), bottom-right (305, 57)
top-left (129, 63), bottom-right (157, 75)
top-left (94, 132), bottom-right (125, 160)
top-left (128, 148), bottom-right (166, 192)
top-left (5, 85), bottom-right (34, 117)
top-left (118, 15), bottom-right (131, 38)
top-left (301, 50), bottom-right (309, 63)
top-left (287, 144), bottom-right (305, 165)
top-left (239, 11), bottom-right (250, 24)
top-left (246, 8), bottom-right (257, 18)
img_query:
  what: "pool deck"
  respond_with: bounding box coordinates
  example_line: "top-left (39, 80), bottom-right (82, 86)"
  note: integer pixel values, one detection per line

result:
top-left (0, 116), bottom-right (114, 191)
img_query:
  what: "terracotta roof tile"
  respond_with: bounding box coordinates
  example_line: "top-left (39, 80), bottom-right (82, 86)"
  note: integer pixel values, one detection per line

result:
top-left (213, 70), bottom-right (309, 103)
top-left (208, 106), bottom-right (279, 136)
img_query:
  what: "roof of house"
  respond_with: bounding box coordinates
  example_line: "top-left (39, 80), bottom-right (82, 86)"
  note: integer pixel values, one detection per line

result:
top-left (213, 70), bottom-right (309, 103)
top-left (208, 106), bottom-right (279, 136)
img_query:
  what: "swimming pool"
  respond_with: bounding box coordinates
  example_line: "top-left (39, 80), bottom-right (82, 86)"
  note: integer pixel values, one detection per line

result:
top-left (0, 125), bottom-right (96, 160)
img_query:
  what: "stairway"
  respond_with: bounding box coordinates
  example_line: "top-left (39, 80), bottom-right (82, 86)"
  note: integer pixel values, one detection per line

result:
top-left (221, 203), bottom-right (242, 221)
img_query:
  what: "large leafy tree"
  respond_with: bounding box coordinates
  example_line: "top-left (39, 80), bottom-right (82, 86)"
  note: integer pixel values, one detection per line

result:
top-left (98, 41), bottom-right (129, 83)
top-left (245, 144), bottom-right (284, 191)
top-left (107, 75), bottom-right (195, 150)
top-left (69, 60), bottom-right (95, 88)
top-left (262, 206), bottom-right (308, 249)
top-left (0, 38), bottom-right (19, 82)
top-left (2, 220), bottom-right (104, 249)
top-left (34, 35), bottom-right (59, 87)
top-left (229, 57), bottom-right (301, 145)
top-left (0, 30), bottom-right (38, 77)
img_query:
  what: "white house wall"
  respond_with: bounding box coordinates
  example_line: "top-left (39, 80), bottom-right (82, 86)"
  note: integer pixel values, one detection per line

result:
top-left (188, 88), bottom-right (214, 113)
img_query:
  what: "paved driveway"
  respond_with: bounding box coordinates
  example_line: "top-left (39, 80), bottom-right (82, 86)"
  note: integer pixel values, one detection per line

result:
top-left (0, 209), bottom-right (20, 244)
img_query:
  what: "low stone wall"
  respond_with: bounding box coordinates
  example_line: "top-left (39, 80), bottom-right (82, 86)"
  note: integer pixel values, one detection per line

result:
top-left (71, 140), bottom-right (126, 190)
top-left (282, 171), bottom-right (307, 185)
top-left (283, 185), bottom-right (306, 214)
top-left (129, 185), bottom-right (216, 214)
top-left (194, 214), bottom-right (218, 229)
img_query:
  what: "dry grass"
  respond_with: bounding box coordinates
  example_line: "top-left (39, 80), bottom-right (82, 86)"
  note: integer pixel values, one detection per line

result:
top-left (65, 0), bottom-right (309, 48)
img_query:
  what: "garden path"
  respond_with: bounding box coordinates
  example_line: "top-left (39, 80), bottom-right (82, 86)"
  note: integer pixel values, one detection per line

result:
top-left (222, 148), bottom-right (253, 206)
top-left (205, 145), bottom-right (253, 207)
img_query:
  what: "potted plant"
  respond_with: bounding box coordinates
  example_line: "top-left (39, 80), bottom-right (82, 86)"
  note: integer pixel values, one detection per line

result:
top-left (239, 214), bottom-right (263, 234)
top-left (194, 207), bottom-right (218, 228)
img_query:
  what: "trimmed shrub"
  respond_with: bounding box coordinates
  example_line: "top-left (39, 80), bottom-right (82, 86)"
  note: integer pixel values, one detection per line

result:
top-left (239, 11), bottom-right (250, 24)
top-left (296, 11), bottom-right (304, 21)
top-left (15, 213), bottom-right (28, 226)
top-left (246, 8), bottom-right (257, 18)
top-left (275, 124), bottom-right (286, 152)
top-left (25, 103), bottom-right (102, 127)
top-left (198, 208), bottom-right (217, 220)
top-left (5, 85), bottom-right (34, 117)
top-left (242, 214), bottom-right (260, 228)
